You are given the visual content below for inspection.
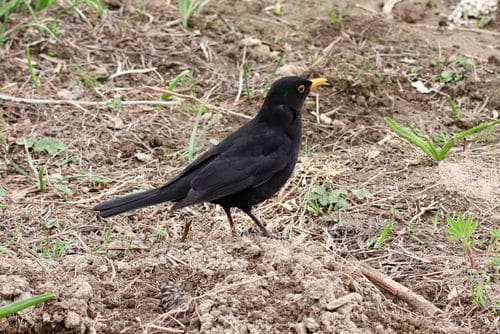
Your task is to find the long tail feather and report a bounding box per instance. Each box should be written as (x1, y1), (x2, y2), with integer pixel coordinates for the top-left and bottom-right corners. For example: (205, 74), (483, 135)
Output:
(95, 188), (170, 218)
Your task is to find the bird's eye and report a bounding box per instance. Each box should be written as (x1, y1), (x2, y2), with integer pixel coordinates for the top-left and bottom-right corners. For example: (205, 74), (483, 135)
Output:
(297, 85), (306, 94)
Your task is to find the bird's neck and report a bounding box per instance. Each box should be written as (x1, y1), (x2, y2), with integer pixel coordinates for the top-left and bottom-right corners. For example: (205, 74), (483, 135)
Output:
(256, 104), (302, 127)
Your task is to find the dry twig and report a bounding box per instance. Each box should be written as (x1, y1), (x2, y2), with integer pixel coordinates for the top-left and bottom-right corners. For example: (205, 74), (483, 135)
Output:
(0, 93), (180, 107)
(352, 258), (441, 316)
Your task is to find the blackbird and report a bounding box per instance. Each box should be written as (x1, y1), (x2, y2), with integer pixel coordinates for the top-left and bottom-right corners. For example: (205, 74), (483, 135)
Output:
(94, 76), (327, 239)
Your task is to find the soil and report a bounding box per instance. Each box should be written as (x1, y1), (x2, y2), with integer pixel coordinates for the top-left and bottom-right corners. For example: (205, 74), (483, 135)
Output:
(1, 0), (499, 333)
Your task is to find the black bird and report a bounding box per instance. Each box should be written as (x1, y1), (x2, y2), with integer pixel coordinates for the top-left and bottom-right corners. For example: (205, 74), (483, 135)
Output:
(94, 76), (327, 239)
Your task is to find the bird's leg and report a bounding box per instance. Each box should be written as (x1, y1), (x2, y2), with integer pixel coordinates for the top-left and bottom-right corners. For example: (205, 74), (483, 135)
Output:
(242, 209), (272, 237)
(223, 207), (237, 237)
(181, 220), (192, 242)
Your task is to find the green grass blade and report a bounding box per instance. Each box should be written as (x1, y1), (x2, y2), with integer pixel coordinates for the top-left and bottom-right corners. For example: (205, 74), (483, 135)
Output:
(243, 63), (252, 103)
(384, 117), (439, 160)
(447, 96), (461, 119)
(3, 147), (33, 181)
(83, 0), (105, 17)
(0, 0), (21, 18)
(374, 212), (395, 249)
(28, 22), (60, 41)
(439, 120), (500, 159)
(262, 53), (284, 93)
(273, 0), (281, 15)
(66, 173), (114, 184)
(0, 293), (55, 319)
(407, 123), (440, 157)
(24, 144), (38, 177)
(178, 0), (191, 28)
(25, 46), (40, 90)
(23, 143), (44, 191)
(1, 1), (60, 42)
(194, 0), (210, 15)
(37, 165), (45, 192)
(168, 70), (190, 91)
(162, 70), (190, 100)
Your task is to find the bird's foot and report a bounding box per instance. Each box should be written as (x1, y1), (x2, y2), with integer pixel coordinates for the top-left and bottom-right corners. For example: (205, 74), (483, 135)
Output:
(239, 226), (283, 240)
(259, 226), (285, 239)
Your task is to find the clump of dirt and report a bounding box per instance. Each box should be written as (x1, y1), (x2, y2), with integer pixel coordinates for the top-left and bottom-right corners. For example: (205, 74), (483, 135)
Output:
(438, 160), (500, 202)
(1, 239), (454, 333)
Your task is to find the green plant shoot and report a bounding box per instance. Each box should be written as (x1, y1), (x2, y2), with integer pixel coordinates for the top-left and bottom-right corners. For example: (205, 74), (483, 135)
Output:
(178, 0), (210, 29)
(161, 70), (191, 101)
(445, 213), (478, 269)
(447, 96), (461, 119)
(385, 117), (499, 161)
(374, 212), (396, 249)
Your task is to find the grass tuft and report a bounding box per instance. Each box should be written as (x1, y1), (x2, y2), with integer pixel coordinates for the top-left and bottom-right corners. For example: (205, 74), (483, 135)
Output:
(445, 213), (477, 269)
(385, 116), (499, 161)
(374, 212), (396, 249)
(177, 0), (210, 29)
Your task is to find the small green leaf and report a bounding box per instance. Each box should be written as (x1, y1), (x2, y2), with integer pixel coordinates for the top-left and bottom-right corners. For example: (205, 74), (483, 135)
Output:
(351, 189), (372, 200)
(490, 228), (500, 239)
(410, 67), (421, 74)
(16, 136), (36, 148)
(45, 220), (59, 229)
(431, 57), (442, 66)
(445, 213), (477, 246)
(319, 196), (329, 207)
(66, 173), (114, 185)
(0, 187), (6, 196)
(83, 174), (113, 184)
(31, 0), (56, 11)
(273, 1), (281, 15)
(488, 257), (500, 269)
(455, 54), (473, 68)
(441, 71), (453, 83)
(55, 155), (78, 167)
(53, 182), (73, 196)
(106, 96), (122, 111)
(311, 185), (326, 195)
(330, 189), (348, 198)
(333, 198), (348, 211)
(34, 137), (66, 156)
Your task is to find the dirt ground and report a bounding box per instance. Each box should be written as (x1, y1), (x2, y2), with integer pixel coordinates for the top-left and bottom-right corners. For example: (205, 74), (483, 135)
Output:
(1, 0), (499, 333)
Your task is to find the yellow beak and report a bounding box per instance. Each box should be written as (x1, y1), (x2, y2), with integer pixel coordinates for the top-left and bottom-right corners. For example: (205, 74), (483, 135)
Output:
(310, 78), (328, 89)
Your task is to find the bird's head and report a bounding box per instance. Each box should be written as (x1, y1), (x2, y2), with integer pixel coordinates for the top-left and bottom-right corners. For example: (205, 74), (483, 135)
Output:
(262, 76), (328, 113)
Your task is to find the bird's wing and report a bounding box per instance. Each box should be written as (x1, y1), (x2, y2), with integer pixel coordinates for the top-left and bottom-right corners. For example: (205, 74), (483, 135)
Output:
(174, 133), (291, 207)
(161, 139), (228, 188)
(161, 119), (260, 188)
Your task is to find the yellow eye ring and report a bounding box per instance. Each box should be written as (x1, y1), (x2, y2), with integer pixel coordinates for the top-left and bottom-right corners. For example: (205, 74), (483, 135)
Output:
(297, 85), (306, 93)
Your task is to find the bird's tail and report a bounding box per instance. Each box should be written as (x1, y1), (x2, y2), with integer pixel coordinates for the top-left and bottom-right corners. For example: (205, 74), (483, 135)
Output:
(94, 188), (174, 218)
